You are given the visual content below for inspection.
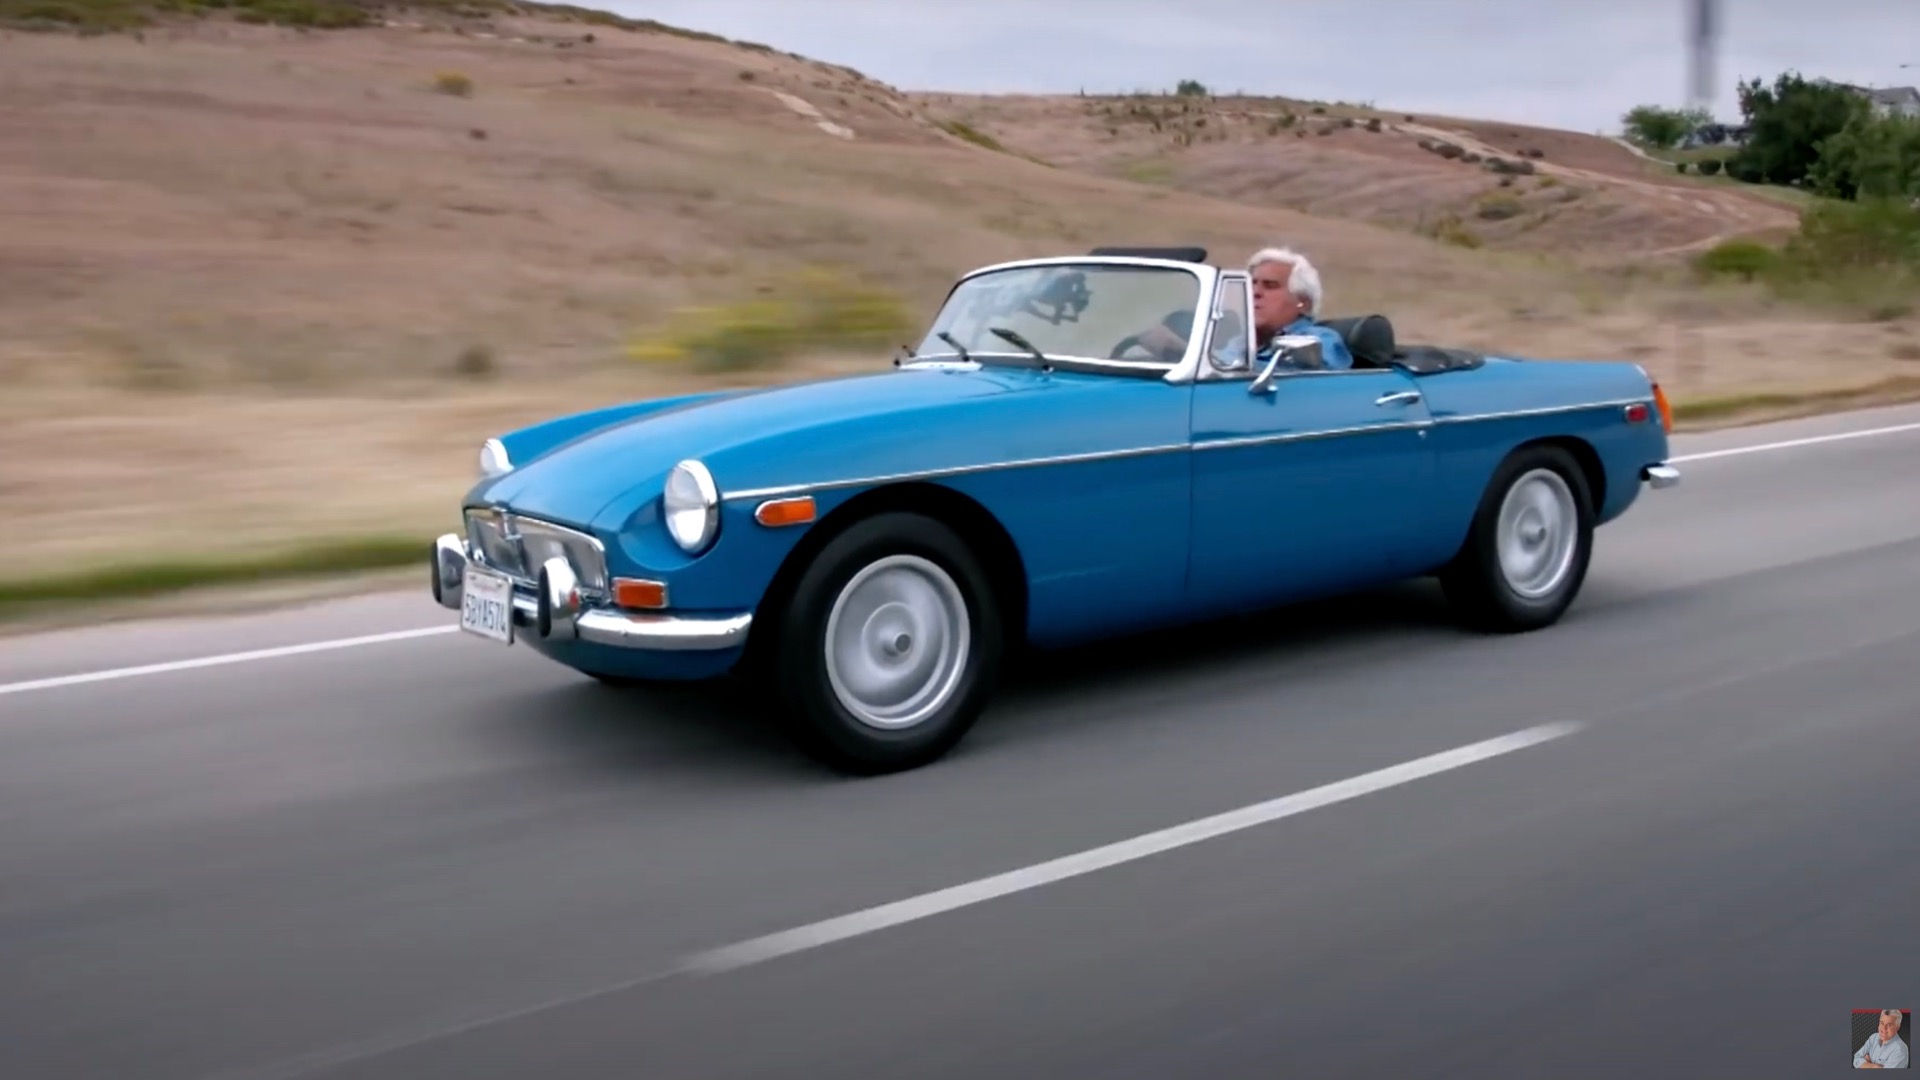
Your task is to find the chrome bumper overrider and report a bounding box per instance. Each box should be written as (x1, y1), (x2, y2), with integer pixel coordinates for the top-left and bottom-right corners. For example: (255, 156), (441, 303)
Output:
(1641, 463), (1681, 489)
(431, 532), (751, 651)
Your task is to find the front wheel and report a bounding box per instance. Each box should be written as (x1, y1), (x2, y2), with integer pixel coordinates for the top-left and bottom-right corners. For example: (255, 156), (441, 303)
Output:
(772, 512), (1004, 774)
(1440, 444), (1594, 633)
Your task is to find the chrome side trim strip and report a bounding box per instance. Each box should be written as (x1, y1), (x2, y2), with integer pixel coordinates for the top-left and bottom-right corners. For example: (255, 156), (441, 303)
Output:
(1192, 419), (1432, 451)
(1429, 398), (1652, 424)
(724, 442), (1193, 502)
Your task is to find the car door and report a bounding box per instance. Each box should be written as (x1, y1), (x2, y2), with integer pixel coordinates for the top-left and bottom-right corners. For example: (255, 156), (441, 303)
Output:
(1185, 272), (1440, 616)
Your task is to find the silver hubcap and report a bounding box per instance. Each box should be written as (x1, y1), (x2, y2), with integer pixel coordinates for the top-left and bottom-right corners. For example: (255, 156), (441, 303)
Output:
(1496, 468), (1578, 599)
(823, 554), (970, 730)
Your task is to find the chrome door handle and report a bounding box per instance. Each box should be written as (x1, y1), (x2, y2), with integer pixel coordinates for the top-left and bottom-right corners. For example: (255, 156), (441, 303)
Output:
(1375, 390), (1422, 407)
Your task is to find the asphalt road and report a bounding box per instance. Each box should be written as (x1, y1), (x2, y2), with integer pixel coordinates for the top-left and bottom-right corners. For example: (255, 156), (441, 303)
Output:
(5, 404), (1920, 1080)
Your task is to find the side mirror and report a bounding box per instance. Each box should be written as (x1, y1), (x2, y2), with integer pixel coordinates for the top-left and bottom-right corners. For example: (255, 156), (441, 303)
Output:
(1249, 335), (1324, 394)
(1249, 349), (1287, 395)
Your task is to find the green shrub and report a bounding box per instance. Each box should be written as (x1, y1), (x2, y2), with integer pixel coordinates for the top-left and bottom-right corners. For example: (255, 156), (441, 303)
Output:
(234, 0), (370, 26)
(1418, 212), (1481, 249)
(1788, 196), (1920, 272)
(1476, 193), (1525, 221)
(1698, 199), (1920, 316)
(628, 268), (916, 372)
(939, 120), (1004, 152)
(1697, 158), (1723, 176)
(1692, 238), (1781, 281)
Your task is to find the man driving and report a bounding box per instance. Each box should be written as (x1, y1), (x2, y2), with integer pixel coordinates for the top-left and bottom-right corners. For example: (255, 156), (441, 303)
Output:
(1133, 246), (1354, 371)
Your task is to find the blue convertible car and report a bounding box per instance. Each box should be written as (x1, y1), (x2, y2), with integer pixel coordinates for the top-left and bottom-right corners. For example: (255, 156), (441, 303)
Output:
(431, 248), (1679, 773)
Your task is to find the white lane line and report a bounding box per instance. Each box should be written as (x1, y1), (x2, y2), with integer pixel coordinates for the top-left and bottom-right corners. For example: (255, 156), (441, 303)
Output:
(679, 720), (1584, 976)
(1670, 420), (1920, 464)
(198, 721), (1583, 1080)
(0, 626), (458, 698)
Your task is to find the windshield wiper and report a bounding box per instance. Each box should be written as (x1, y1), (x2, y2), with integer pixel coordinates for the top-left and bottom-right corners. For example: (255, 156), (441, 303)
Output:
(988, 326), (1053, 371)
(936, 331), (971, 363)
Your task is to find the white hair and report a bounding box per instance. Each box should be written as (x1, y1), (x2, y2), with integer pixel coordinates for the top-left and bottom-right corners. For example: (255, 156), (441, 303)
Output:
(1246, 246), (1323, 317)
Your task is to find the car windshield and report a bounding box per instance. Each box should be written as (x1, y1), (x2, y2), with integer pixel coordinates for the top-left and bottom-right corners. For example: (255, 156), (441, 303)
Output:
(911, 262), (1204, 368)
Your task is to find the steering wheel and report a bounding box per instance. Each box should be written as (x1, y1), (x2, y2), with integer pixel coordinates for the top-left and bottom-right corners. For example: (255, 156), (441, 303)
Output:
(1110, 308), (1196, 362)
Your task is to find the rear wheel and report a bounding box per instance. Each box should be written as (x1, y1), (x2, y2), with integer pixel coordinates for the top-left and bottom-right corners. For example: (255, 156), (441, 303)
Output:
(772, 512), (1004, 774)
(1440, 444), (1594, 633)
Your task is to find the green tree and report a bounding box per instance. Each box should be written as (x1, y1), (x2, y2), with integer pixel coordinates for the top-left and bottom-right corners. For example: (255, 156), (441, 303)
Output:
(1174, 79), (1208, 97)
(1621, 104), (1711, 149)
(1728, 71), (1869, 186)
(1807, 110), (1920, 200)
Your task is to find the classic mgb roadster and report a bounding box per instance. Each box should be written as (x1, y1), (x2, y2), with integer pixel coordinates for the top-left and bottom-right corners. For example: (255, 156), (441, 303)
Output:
(431, 248), (1680, 773)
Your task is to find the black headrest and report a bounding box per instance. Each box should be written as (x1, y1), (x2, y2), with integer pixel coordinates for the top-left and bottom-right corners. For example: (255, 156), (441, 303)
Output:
(1318, 314), (1396, 368)
(1088, 246), (1209, 264)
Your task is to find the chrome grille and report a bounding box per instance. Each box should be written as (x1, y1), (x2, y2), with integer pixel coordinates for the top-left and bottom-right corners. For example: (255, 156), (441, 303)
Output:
(464, 508), (610, 594)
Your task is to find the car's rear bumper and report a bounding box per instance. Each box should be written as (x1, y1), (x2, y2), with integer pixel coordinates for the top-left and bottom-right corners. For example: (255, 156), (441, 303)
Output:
(1641, 462), (1681, 489)
(430, 532), (752, 652)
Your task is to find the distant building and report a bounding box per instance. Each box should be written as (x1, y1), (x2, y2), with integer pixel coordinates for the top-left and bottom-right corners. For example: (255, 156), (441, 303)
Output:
(1831, 82), (1920, 118)
(1865, 86), (1920, 118)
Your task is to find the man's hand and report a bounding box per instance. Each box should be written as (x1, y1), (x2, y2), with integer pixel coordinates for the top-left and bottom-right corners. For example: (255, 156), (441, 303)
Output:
(1137, 324), (1184, 354)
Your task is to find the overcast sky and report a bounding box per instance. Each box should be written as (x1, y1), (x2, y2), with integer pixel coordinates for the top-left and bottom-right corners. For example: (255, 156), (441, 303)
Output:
(606, 0), (1916, 133)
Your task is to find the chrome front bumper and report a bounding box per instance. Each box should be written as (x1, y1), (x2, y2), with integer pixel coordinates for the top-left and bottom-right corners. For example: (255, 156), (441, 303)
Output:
(1641, 463), (1681, 489)
(431, 533), (751, 652)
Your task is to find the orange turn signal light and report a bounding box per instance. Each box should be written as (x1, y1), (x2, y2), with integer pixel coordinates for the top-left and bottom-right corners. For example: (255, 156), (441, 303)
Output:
(612, 577), (667, 610)
(755, 496), (816, 527)
(1651, 381), (1673, 433)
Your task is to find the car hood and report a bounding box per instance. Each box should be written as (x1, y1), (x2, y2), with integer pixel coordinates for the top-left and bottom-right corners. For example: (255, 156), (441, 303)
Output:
(471, 364), (1070, 528)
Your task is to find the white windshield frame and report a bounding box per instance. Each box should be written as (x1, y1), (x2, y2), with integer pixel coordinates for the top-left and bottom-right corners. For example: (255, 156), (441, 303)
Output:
(902, 255), (1223, 383)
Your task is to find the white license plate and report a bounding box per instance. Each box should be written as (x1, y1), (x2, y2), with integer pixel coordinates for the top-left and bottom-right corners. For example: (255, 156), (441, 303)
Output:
(459, 563), (515, 645)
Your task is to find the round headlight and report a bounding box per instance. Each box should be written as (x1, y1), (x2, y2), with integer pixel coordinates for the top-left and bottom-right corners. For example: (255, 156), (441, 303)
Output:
(663, 459), (720, 554)
(478, 438), (512, 479)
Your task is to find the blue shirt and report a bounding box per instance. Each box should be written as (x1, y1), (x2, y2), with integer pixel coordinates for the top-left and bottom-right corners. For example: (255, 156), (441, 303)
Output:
(1855, 1033), (1909, 1068)
(1212, 316), (1354, 371)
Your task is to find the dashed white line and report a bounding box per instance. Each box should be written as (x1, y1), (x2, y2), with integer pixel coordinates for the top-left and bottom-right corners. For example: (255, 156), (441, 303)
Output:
(0, 626), (458, 698)
(1669, 419), (1920, 464)
(679, 720), (1584, 975)
(200, 720), (1582, 1079)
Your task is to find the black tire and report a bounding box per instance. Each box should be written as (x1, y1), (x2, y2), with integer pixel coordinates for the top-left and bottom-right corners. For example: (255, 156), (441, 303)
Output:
(1439, 443), (1594, 633)
(770, 511), (1005, 775)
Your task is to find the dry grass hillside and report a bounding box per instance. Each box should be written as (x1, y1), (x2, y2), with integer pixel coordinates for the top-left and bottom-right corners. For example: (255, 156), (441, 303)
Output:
(920, 92), (1801, 259)
(2, 3), (1918, 602)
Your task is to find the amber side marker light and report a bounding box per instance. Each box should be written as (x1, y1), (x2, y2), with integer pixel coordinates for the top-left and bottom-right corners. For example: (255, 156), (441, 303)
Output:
(755, 496), (817, 527)
(1652, 381), (1673, 433)
(613, 578), (667, 610)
